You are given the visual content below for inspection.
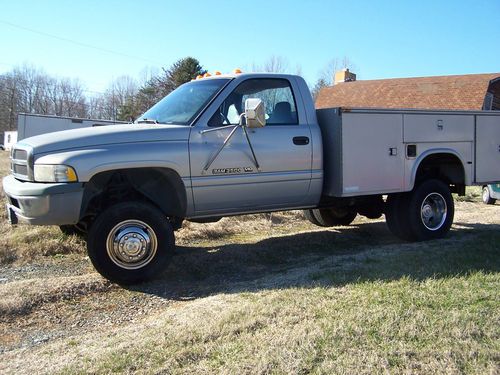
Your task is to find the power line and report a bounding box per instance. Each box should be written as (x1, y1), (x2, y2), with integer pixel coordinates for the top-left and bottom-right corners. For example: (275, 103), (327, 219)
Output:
(0, 19), (164, 66)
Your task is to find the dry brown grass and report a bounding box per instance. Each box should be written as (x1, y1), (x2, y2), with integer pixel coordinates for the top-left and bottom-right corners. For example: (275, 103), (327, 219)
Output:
(177, 211), (307, 243)
(0, 274), (112, 316)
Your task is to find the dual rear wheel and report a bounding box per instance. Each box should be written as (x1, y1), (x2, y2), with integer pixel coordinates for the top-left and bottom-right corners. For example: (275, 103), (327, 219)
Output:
(385, 179), (454, 241)
(304, 207), (357, 227)
(304, 179), (455, 242)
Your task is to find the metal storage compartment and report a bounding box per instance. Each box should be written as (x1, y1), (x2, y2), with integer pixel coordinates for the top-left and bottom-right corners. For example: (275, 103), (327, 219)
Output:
(317, 108), (404, 197)
(475, 113), (500, 183)
(403, 113), (474, 142)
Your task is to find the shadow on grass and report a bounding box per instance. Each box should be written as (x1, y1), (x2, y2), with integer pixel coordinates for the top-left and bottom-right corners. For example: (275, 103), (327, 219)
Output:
(130, 221), (500, 299)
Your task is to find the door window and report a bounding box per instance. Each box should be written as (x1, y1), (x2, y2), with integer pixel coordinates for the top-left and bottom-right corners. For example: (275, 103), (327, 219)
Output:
(209, 79), (298, 126)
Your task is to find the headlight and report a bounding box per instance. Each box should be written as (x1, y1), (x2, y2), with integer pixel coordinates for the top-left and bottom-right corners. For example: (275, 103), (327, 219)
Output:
(34, 164), (78, 182)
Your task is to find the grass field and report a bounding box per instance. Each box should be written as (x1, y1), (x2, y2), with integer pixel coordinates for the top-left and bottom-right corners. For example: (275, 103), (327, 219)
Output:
(0, 151), (499, 374)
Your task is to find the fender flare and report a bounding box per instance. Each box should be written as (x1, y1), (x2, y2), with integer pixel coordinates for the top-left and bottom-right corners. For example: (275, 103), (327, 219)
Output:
(409, 148), (467, 190)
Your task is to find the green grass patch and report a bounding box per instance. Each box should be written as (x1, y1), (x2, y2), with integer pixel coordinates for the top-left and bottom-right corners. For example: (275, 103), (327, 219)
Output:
(310, 231), (500, 285)
(57, 231), (499, 375)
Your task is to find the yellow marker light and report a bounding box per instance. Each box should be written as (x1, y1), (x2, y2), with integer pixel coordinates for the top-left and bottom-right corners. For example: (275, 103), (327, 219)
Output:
(203, 72), (211, 78)
(65, 166), (78, 182)
(233, 68), (242, 74)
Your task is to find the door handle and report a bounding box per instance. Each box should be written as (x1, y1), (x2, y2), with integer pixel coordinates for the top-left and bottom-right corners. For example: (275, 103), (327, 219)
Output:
(293, 136), (309, 145)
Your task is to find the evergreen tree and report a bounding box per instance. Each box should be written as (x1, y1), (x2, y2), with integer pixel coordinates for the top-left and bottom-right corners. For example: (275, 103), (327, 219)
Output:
(133, 57), (206, 117)
(157, 57), (206, 95)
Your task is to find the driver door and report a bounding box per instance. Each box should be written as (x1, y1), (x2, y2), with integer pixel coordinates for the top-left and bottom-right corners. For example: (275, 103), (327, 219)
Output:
(189, 78), (313, 215)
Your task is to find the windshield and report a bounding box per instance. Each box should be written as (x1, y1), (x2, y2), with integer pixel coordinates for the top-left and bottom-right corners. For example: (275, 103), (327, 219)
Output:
(136, 78), (230, 125)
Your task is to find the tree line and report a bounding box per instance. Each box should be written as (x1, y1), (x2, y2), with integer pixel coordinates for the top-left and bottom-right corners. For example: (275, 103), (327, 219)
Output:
(0, 57), (205, 132)
(0, 56), (354, 133)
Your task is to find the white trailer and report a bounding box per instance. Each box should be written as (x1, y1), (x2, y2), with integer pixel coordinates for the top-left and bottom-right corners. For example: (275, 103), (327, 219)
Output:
(17, 113), (127, 141)
(3, 131), (18, 151)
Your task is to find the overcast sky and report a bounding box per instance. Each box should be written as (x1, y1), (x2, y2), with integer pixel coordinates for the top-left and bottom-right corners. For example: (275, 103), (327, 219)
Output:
(0, 0), (499, 93)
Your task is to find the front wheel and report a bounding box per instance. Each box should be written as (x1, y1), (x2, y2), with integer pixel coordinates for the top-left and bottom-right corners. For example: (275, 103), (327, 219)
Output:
(87, 202), (174, 284)
(482, 186), (496, 205)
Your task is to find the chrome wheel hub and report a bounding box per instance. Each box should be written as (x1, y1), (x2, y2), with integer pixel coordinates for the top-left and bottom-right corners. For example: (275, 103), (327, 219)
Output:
(483, 188), (489, 202)
(106, 220), (157, 270)
(420, 193), (447, 231)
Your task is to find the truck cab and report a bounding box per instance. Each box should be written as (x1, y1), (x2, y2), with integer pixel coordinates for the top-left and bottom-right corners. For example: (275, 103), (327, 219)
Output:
(182, 74), (322, 216)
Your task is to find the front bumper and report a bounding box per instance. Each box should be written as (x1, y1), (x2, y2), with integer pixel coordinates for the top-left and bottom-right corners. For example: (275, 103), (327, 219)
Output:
(3, 175), (84, 225)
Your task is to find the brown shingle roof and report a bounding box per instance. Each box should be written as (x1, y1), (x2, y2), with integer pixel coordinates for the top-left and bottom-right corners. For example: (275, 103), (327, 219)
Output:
(316, 73), (500, 111)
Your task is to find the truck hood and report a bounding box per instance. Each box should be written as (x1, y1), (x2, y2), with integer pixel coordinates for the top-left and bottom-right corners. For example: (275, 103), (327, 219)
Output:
(17, 124), (191, 155)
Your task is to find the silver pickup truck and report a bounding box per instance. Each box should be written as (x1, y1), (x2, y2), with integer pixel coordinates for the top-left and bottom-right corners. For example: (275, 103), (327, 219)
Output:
(4, 73), (500, 283)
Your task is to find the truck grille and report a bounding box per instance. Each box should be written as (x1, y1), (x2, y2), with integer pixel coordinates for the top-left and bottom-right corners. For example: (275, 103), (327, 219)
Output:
(13, 149), (27, 160)
(10, 145), (33, 181)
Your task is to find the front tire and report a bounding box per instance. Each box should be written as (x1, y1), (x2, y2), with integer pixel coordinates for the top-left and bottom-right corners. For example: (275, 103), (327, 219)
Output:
(482, 186), (496, 205)
(87, 202), (174, 284)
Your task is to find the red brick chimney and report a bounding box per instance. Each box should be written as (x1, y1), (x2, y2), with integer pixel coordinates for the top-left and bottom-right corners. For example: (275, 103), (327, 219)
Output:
(334, 69), (356, 85)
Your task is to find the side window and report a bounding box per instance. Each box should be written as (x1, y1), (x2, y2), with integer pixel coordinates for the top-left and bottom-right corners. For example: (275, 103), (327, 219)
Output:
(208, 79), (298, 127)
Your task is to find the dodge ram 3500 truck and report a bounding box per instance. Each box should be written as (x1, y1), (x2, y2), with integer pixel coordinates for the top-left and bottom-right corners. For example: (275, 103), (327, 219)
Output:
(4, 73), (500, 284)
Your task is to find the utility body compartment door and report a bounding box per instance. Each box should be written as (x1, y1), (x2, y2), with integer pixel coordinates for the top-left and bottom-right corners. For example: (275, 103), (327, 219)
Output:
(403, 114), (474, 142)
(317, 109), (404, 197)
(340, 113), (404, 195)
(475, 114), (500, 183)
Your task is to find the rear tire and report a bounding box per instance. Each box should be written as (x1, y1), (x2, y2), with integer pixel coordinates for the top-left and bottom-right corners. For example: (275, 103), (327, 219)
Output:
(385, 194), (413, 241)
(87, 201), (174, 285)
(311, 208), (357, 227)
(59, 224), (87, 238)
(482, 186), (496, 205)
(407, 179), (454, 241)
(303, 209), (322, 226)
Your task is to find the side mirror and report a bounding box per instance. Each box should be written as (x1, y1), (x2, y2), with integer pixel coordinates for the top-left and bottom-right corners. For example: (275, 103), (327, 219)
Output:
(244, 98), (266, 128)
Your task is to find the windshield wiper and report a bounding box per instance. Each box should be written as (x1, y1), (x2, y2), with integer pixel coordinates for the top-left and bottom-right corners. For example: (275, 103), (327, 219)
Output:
(136, 118), (158, 124)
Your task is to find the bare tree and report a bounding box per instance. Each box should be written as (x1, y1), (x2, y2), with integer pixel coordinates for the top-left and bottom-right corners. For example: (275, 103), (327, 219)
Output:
(0, 64), (91, 132)
(318, 57), (358, 86)
(252, 55), (290, 73)
(311, 56), (358, 101)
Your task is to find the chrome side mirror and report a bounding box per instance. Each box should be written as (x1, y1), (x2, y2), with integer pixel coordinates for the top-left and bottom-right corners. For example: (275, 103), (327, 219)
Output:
(244, 98), (266, 128)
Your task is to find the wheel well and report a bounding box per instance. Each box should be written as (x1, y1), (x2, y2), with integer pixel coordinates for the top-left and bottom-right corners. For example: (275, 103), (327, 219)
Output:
(80, 168), (187, 222)
(415, 153), (466, 194)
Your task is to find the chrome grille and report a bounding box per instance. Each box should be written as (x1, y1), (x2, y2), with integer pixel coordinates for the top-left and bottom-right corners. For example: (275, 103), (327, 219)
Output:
(13, 164), (28, 176)
(13, 149), (27, 160)
(10, 145), (33, 181)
